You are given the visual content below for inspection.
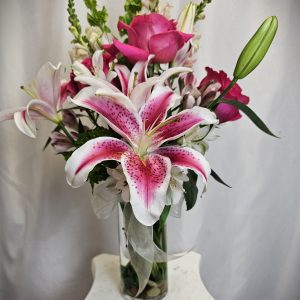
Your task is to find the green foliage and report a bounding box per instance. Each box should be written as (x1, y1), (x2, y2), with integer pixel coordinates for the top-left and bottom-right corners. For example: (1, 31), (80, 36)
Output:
(183, 170), (198, 210)
(158, 205), (171, 233)
(195, 0), (212, 22)
(67, 0), (83, 44)
(211, 169), (231, 188)
(83, 0), (111, 33)
(233, 16), (278, 79)
(119, 0), (143, 27)
(220, 99), (278, 138)
(74, 126), (119, 147)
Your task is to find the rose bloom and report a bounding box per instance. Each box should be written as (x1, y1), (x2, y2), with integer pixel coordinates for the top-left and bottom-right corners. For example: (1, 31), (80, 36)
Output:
(199, 67), (250, 123)
(113, 13), (193, 63)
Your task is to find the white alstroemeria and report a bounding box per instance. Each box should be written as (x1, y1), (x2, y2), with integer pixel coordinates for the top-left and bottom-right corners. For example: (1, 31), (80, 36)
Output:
(73, 50), (117, 88)
(69, 43), (90, 62)
(65, 82), (218, 226)
(75, 53), (192, 110)
(107, 165), (130, 203)
(166, 167), (189, 205)
(177, 2), (197, 34)
(180, 125), (219, 154)
(0, 63), (64, 138)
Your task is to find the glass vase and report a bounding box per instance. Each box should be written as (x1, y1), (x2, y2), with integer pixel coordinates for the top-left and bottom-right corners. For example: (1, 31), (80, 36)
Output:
(118, 204), (168, 300)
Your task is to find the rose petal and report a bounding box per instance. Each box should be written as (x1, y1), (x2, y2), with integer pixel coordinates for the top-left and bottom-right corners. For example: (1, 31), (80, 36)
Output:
(149, 31), (185, 63)
(113, 39), (149, 63)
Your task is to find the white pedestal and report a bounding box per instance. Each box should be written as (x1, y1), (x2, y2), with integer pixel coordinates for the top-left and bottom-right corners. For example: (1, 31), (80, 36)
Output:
(85, 252), (214, 300)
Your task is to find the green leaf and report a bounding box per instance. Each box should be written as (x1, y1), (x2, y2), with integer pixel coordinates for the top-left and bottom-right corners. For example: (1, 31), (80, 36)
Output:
(219, 99), (279, 138)
(67, 0), (83, 43)
(43, 124), (61, 151)
(183, 170), (198, 211)
(119, 0), (142, 28)
(83, 0), (111, 33)
(211, 169), (231, 188)
(234, 16), (278, 79)
(195, 0), (212, 23)
(158, 205), (171, 232)
(74, 126), (120, 147)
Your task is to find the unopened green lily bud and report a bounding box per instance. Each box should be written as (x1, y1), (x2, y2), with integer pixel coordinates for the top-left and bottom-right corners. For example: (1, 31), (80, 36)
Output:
(177, 2), (197, 34)
(234, 16), (278, 79)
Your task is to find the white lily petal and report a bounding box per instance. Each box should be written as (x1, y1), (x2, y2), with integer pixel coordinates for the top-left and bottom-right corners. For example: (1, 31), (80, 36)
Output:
(0, 107), (25, 122)
(72, 61), (92, 76)
(36, 62), (62, 109)
(75, 75), (119, 92)
(14, 110), (37, 138)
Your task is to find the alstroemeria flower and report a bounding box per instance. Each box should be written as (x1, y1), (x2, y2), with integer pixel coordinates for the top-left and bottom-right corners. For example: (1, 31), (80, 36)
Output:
(65, 85), (218, 226)
(199, 67), (250, 123)
(0, 62), (63, 138)
(61, 50), (117, 103)
(75, 53), (192, 111)
(114, 13), (193, 63)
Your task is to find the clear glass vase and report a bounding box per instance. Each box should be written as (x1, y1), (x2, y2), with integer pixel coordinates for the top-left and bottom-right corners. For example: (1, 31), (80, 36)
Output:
(118, 204), (168, 300)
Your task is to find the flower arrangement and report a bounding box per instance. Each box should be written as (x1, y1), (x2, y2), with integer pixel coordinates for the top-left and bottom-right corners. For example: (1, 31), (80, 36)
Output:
(0, 0), (278, 298)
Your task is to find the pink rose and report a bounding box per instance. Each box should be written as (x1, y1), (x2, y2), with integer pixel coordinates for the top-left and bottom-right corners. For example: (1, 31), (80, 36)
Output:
(199, 67), (250, 123)
(113, 13), (193, 63)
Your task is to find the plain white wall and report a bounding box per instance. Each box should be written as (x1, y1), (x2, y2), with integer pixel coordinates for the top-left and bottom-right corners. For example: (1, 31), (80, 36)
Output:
(0, 0), (299, 299)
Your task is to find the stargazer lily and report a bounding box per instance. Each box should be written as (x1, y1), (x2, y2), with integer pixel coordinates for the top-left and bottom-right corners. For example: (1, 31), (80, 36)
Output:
(65, 84), (218, 226)
(0, 62), (63, 138)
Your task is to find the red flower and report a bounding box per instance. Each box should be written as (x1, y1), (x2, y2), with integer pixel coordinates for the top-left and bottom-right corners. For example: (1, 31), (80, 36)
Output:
(199, 67), (250, 123)
(113, 13), (193, 63)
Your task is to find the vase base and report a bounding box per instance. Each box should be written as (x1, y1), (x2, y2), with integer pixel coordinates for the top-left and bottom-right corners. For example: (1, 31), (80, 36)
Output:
(121, 290), (167, 300)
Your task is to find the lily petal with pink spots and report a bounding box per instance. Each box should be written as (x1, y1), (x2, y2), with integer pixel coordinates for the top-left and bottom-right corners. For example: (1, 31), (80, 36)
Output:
(150, 106), (218, 149)
(139, 85), (178, 131)
(154, 146), (211, 183)
(72, 87), (142, 146)
(65, 137), (131, 188)
(121, 151), (171, 226)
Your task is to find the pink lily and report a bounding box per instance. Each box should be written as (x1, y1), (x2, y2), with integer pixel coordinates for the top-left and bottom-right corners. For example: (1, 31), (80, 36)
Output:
(65, 85), (218, 226)
(0, 62), (63, 138)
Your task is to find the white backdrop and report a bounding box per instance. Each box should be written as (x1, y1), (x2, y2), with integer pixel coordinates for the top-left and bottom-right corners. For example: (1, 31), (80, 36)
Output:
(0, 0), (299, 299)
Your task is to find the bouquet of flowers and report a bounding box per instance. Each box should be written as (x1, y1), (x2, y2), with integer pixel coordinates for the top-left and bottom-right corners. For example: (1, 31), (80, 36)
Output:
(0, 0), (278, 298)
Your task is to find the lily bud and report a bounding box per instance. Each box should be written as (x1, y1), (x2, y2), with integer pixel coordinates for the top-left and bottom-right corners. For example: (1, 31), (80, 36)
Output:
(177, 2), (197, 34)
(234, 16), (278, 79)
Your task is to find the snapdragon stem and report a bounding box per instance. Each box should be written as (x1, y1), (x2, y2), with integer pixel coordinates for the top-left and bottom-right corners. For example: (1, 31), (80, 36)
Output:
(207, 78), (238, 110)
(58, 122), (75, 144)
